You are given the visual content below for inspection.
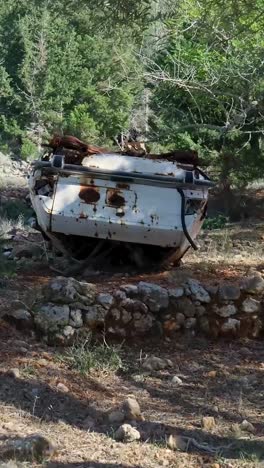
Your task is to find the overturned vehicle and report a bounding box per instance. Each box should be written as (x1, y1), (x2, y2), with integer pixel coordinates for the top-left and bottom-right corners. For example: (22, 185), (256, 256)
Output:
(28, 135), (214, 270)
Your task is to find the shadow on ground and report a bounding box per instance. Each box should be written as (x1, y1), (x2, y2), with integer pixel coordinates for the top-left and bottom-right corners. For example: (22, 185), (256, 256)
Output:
(1, 371), (264, 462)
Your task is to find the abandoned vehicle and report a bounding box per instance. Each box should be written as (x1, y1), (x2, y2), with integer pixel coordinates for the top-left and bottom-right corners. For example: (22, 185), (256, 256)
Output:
(28, 135), (214, 269)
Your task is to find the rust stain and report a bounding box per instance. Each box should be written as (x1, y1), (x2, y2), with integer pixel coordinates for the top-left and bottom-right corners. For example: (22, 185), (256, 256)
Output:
(116, 182), (130, 190)
(79, 185), (100, 204)
(79, 212), (88, 219)
(106, 189), (125, 208)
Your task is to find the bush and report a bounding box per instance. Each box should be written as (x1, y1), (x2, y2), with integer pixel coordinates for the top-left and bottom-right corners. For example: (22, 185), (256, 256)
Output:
(203, 214), (228, 230)
(20, 138), (38, 161)
(0, 200), (34, 221)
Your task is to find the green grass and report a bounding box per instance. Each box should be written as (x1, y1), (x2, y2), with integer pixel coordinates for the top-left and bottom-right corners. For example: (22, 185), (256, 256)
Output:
(58, 338), (124, 375)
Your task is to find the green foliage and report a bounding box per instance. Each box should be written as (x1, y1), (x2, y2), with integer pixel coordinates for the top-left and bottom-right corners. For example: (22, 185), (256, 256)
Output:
(0, 200), (34, 221)
(203, 215), (228, 230)
(0, 0), (263, 209)
(20, 138), (38, 160)
(59, 338), (124, 375)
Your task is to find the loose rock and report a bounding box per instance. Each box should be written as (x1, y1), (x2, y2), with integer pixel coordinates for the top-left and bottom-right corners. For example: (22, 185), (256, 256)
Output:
(201, 416), (216, 431)
(142, 356), (173, 371)
(57, 382), (69, 393)
(0, 434), (55, 462)
(240, 419), (256, 433)
(171, 376), (183, 385)
(122, 397), (144, 421)
(114, 424), (141, 442)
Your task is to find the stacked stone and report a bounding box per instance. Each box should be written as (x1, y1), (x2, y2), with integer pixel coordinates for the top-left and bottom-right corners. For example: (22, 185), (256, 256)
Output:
(5, 273), (264, 344)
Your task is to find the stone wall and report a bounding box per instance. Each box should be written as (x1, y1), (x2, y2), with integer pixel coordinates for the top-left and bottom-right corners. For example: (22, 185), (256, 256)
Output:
(5, 273), (264, 345)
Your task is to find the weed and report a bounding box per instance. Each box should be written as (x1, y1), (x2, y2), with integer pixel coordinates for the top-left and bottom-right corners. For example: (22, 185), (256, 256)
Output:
(58, 338), (124, 375)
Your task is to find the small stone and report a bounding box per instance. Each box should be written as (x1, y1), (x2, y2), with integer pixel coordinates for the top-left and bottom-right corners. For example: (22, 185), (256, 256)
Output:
(196, 306), (206, 317)
(240, 419), (256, 433)
(97, 293), (114, 309)
(69, 309), (83, 327)
(201, 416), (216, 431)
(138, 282), (169, 313)
(63, 325), (75, 338)
(215, 304), (237, 318)
(57, 382), (69, 393)
(120, 284), (139, 297)
(218, 284), (240, 302)
(84, 305), (107, 326)
(175, 312), (185, 325)
(168, 287), (184, 300)
(186, 279), (211, 303)
(221, 318), (240, 334)
(108, 410), (125, 424)
(142, 356), (172, 371)
(184, 317), (197, 329)
(8, 368), (20, 378)
(199, 316), (210, 333)
(241, 297), (260, 314)
(114, 424), (141, 442)
(113, 290), (127, 301)
(167, 434), (186, 451)
(176, 296), (196, 317)
(122, 397), (144, 421)
(207, 370), (217, 378)
(241, 273), (264, 294)
(171, 376), (183, 385)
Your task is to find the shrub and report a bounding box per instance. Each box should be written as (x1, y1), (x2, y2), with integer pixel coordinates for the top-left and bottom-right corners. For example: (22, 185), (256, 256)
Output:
(203, 214), (228, 230)
(20, 138), (38, 161)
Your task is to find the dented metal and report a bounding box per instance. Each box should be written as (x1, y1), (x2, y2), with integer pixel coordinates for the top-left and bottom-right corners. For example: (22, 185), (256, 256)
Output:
(29, 151), (214, 267)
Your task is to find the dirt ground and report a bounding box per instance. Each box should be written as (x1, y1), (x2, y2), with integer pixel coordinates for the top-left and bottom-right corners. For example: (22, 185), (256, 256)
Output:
(1, 181), (264, 467)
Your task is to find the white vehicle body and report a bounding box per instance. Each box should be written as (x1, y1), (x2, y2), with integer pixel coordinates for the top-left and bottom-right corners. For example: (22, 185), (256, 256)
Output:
(29, 153), (213, 266)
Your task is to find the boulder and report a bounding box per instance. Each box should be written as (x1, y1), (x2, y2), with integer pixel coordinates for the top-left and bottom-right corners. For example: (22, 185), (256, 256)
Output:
(142, 356), (173, 371)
